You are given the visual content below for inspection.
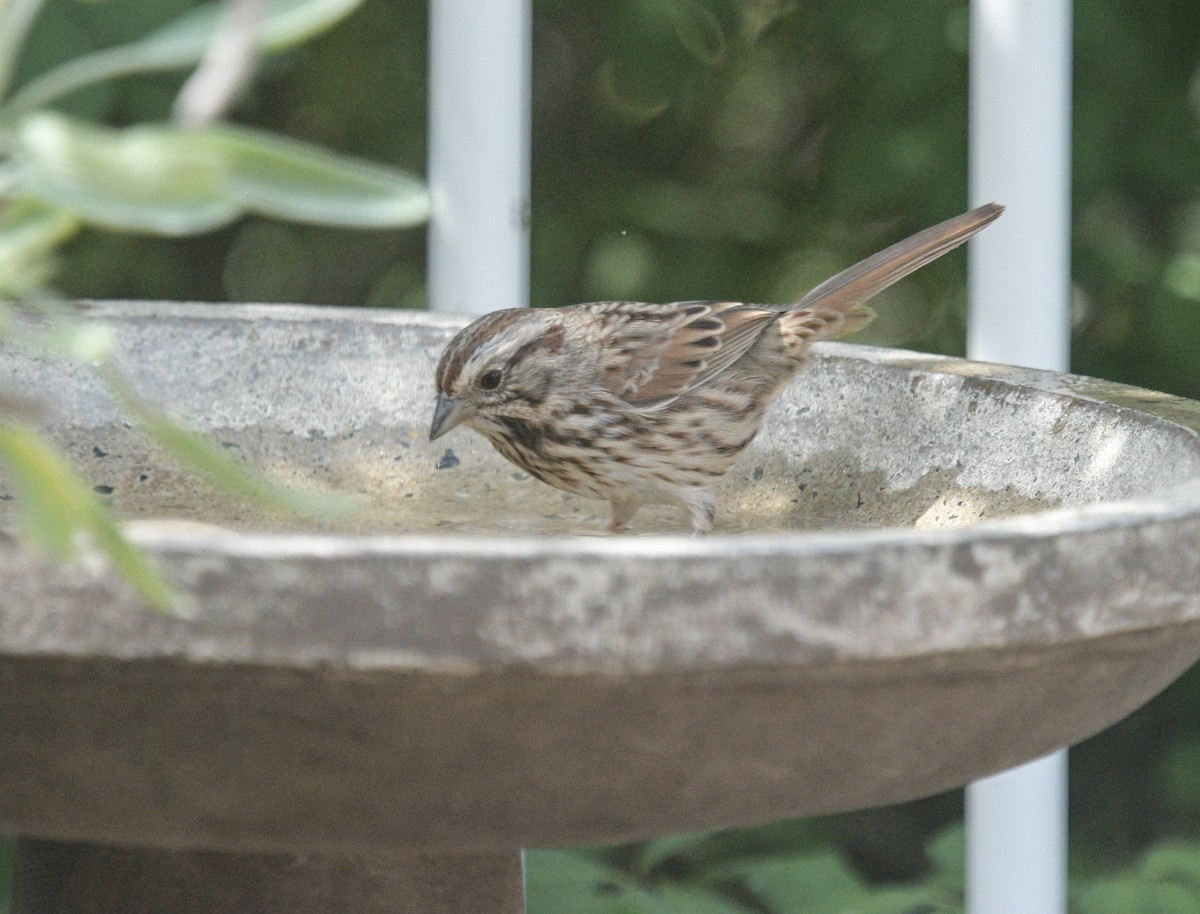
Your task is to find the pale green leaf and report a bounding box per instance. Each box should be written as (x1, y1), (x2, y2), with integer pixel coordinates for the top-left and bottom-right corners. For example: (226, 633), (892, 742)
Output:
(0, 199), (80, 256)
(0, 200), (80, 295)
(0, 424), (81, 555)
(41, 320), (117, 363)
(101, 366), (358, 519)
(142, 0), (365, 63)
(13, 112), (237, 234)
(4, 0), (364, 116)
(85, 499), (179, 612)
(208, 125), (430, 227)
(0, 0), (49, 102)
(11, 113), (429, 234)
(0, 424), (176, 611)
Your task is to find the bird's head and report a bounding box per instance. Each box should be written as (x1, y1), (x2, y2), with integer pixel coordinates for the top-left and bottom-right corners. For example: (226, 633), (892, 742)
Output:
(430, 309), (567, 440)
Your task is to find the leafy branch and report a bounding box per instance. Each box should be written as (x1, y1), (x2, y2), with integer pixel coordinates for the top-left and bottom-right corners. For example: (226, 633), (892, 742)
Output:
(0, 0), (430, 610)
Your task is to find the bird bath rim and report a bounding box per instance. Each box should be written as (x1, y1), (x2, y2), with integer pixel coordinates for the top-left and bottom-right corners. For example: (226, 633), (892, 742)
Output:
(1, 300), (1198, 675)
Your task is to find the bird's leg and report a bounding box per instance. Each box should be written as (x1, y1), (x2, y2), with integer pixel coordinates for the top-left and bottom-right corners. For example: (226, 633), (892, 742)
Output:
(682, 489), (716, 536)
(608, 496), (639, 533)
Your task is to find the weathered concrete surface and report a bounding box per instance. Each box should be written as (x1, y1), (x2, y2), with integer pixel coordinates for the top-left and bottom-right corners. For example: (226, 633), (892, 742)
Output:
(0, 301), (1198, 859)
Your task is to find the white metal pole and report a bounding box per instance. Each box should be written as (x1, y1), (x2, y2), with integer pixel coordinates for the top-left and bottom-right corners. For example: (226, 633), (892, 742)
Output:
(966, 0), (1072, 912)
(967, 0), (1072, 368)
(428, 0), (531, 315)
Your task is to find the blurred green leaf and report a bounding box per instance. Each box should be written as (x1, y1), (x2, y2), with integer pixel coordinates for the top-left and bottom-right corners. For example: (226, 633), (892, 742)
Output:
(1154, 737), (1200, 815)
(11, 112), (429, 235)
(0, 288), (119, 363)
(4, 0), (365, 116)
(924, 824), (966, 895)
(137, 0), (365, 62)
(1164, 254), (1200, 301)
(1140, 842), (1200, 893)
(720, 852), (866, 914)
(526, 850), (668, 914)
(739, 0), (797, 42)
(659, 885), (754, 914)
(665, 0), (726, 65)
(100, 366), (357, 519)
(1076, 875), (1200, 914)
(527, 849), (630, 888)
(12, 112), (237, 234)
(207, 124), (430, 227)
(0, 314), (353, 617)
(0, 0), (48, 102)
(596, 59), (672, 124)
(41, 319), (117, 363)
(0, 423), (176, 611)
(0, 199), (80, 295)
(0, 424), (77, 556)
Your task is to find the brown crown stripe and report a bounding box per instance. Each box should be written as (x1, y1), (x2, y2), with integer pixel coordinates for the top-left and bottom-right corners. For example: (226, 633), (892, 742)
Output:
(436, 309), (527, 392)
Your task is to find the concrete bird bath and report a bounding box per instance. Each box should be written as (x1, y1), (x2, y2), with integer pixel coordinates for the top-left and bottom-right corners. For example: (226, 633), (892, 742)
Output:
(3, 301), (1200, 913)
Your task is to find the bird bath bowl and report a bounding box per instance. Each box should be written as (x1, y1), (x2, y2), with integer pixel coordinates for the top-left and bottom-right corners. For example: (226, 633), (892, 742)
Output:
(3, 301), (1200, 913)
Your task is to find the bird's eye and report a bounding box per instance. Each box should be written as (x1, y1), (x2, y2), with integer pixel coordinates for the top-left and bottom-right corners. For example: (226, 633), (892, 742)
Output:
(479, 369), (503, 390)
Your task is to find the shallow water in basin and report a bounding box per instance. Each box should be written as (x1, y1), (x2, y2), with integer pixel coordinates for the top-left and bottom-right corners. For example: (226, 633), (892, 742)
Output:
(0, 421), (1059, 538)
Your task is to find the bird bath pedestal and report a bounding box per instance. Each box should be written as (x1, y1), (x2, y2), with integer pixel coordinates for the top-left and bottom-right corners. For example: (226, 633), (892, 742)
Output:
(3, 302), (1200, 913)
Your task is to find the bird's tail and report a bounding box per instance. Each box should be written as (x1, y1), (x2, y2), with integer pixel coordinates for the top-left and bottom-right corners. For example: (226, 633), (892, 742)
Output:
(780, 202), (1004, 345)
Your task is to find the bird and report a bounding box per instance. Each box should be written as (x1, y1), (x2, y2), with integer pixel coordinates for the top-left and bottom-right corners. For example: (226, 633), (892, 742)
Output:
(430, 203), (1003, 534)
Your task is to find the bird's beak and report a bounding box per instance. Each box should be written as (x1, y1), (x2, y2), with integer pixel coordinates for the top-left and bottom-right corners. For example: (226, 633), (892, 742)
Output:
(429, 393), (469, 441)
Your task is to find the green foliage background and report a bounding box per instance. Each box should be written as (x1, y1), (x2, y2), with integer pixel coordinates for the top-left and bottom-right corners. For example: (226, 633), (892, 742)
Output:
(3, 0), (1200, 911)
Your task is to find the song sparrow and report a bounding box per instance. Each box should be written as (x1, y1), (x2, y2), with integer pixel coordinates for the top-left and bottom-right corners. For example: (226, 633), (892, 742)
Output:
(431, 203), (1003, 534)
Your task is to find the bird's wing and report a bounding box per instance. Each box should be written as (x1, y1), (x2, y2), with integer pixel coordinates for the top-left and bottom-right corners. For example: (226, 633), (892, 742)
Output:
(594, 300), (777, 410)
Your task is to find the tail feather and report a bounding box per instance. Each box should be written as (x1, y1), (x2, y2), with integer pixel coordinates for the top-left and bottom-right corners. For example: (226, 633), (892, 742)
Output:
(783, 202), (1004, 344)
